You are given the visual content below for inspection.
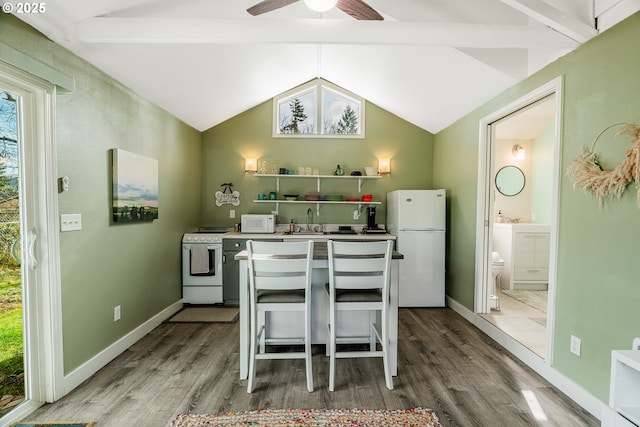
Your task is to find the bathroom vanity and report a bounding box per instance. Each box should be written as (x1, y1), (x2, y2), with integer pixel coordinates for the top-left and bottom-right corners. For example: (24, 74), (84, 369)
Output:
(493, 223), (550, 290)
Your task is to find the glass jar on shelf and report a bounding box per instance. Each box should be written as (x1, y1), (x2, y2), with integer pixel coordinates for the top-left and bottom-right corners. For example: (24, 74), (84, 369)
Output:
(258, 160), (267, 174)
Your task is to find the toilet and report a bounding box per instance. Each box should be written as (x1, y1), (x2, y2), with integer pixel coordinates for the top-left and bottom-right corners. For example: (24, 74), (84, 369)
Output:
(491, 251), (505, 310)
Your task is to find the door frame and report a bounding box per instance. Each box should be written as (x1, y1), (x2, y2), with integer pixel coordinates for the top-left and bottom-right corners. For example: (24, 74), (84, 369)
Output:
(474, 76), (563, 362)
(0, 60), (63, 421)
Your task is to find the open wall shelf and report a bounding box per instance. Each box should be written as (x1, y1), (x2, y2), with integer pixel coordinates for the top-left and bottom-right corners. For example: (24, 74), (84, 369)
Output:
(254, 173), (381, 192)
(252, 173), (383, 215)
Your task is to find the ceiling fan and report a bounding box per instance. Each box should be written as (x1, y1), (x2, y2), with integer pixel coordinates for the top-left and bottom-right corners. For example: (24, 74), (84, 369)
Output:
(247, 0), (384, 20)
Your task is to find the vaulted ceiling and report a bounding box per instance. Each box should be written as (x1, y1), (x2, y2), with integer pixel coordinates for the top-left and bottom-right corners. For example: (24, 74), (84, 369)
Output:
(12, 1), (637, 135)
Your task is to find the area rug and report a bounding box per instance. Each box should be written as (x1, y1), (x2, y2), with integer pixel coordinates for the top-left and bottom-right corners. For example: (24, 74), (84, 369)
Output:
(10, 422), (94, 427)
(169, 408), (441, 426)
(501, 289), (547, 314)
(167, 306), (238, 323)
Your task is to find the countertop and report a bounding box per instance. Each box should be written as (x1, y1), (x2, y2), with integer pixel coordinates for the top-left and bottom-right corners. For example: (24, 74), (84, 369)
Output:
(493, 223), (550, 232)
(234, 244), (403, 260)
(222, 231), (397, 240)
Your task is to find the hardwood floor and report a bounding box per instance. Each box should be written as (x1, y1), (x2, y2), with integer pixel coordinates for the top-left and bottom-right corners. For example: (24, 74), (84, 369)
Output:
(24, 308), (598, 426)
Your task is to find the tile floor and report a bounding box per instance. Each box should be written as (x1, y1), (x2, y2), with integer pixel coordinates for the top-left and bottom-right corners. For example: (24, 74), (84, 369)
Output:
(480, 292), (547, 357)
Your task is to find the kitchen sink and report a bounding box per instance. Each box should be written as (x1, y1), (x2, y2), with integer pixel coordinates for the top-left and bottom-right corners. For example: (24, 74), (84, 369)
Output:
(282, 231), (326, 235)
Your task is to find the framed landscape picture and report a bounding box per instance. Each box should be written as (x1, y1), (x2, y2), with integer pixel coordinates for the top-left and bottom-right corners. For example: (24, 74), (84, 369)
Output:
(112, 149), (159, 223)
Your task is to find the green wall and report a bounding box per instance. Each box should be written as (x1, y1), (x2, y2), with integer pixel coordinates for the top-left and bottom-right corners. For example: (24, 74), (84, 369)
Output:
(0, 15), (202, 373)
(201, 95), (434, 228)
(434, 11), (640, 402)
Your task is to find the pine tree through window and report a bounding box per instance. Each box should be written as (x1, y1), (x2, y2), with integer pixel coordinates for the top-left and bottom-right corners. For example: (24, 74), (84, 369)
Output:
(274, 79), (364, 138)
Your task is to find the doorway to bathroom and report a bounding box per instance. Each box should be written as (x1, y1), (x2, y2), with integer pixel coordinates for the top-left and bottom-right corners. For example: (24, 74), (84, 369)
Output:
(474, 78), (563, 361)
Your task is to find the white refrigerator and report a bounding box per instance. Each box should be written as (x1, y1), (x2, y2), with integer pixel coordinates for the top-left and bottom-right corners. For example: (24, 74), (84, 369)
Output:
(387, 190), (446, 307)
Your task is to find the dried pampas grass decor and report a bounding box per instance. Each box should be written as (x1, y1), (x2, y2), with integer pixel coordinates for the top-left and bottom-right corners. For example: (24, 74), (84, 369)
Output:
(567, 122), (640, 209)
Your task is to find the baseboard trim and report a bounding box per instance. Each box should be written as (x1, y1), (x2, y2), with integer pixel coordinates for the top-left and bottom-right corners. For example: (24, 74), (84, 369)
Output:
(62, 300), (183, 395)
(446, 296), (606, 421)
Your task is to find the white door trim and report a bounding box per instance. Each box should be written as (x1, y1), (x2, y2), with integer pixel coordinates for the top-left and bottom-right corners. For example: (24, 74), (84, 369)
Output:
(0, 60), (63, 421)
(474, 76), (563, 363)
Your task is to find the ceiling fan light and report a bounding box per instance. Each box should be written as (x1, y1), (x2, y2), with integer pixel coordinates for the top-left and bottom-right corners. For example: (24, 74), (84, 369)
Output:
(303, 0), (338, 12)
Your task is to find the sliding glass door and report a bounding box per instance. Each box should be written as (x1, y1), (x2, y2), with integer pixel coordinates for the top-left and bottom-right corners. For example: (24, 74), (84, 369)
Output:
(0, 61), (63, 424)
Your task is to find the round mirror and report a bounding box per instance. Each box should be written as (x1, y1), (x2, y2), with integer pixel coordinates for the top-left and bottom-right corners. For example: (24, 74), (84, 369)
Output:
(495, 165), (525, 196)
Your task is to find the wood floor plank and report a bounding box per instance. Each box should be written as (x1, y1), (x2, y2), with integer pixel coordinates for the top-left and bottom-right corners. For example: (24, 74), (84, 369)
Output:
(23, 308), (599, 426)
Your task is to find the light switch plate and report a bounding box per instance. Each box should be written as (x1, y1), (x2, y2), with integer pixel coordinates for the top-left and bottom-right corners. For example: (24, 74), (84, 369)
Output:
(60, 214), (82, 232)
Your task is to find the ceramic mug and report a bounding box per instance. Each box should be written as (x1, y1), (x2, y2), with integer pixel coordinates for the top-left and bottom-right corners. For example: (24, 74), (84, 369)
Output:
(269, 191), (277, 200)
(258, 193), (266, 200)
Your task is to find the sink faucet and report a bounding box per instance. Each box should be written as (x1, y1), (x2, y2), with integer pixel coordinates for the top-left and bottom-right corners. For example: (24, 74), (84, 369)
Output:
(306, 208), (313, 231)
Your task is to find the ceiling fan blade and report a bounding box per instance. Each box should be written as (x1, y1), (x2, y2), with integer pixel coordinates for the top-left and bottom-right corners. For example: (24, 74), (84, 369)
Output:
(336, 0), (383, 20)
(247, 0), (300, 16)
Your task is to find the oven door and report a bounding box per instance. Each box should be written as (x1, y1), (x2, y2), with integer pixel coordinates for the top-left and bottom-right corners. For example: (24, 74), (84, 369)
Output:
(182, 243), (223, 286)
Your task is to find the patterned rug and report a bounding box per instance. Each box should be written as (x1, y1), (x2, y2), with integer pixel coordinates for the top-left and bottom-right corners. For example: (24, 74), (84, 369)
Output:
(10, 422), (94, 427)
(501, 290), (547, 314)
(169, 408), (441, 426)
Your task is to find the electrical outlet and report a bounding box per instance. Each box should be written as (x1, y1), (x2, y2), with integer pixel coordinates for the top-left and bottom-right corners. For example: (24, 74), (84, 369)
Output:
(229, 210), (235, 219)
(353, 209), (360, 220)
(570, 335), (581, 356)
(114, 305), (121, 322)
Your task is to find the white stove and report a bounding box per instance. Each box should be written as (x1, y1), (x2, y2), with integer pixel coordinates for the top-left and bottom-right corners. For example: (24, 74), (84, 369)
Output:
(181, 233), (224, 304)
(182, 233), (223, 244)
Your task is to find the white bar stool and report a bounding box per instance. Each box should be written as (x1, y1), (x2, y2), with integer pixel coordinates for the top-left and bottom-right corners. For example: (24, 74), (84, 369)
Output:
(246, 240), (314, 393)
(326, 240), (394, 391)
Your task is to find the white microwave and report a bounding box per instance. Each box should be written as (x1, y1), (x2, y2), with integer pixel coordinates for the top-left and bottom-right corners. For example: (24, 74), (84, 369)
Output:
(241, 214), (276, 233)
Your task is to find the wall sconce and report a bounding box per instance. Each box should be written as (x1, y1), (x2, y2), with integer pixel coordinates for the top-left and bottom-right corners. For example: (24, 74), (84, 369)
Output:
(378, 158), (391, 174)
(244, 158), (257, 172)
(512, 145), (525, 160)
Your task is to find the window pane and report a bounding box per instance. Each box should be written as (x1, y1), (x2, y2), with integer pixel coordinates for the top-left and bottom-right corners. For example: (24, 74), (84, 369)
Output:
(273, 79), (364, 138)
(321, 86), (361, 135)
(277, 89), (316, 135)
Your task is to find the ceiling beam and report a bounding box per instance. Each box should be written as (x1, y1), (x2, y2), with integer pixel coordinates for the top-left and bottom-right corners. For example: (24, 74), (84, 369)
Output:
(54, 17), (579, 49)
(499, 0), (598, 43)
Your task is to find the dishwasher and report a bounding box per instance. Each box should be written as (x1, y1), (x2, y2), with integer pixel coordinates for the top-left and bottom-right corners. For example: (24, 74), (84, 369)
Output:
(222, 239), (244, 306)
